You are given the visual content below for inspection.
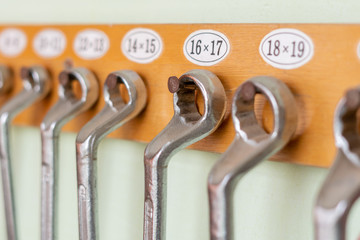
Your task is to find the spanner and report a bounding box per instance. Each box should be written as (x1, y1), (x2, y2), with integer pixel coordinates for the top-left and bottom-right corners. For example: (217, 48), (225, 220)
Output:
(143, 69), (227, 240)
(314, 87), (360, 240)
(0, 66), (51, 240)
(41, 67), (99, 240)
(207, 76), (298, 240)
(76, 70), (147, 240)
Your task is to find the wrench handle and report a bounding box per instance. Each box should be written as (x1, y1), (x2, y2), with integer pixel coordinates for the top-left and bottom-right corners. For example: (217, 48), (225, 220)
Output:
(41, 131), (60, 240)
(77, 143), (98, 240)
(144, 158), (168, 240)
(0, 117), (16, 240)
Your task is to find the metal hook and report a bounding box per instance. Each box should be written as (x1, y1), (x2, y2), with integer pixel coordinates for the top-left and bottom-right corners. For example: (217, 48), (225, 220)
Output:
(0, 66), (13, 95)
(143, 69), (227, 240)
(0, 66), (51, 240)
(40, 67), (99, 240)
(207, 76), (298, 240)
(314, 88), (360, 240)
(76, 70), (147, 240)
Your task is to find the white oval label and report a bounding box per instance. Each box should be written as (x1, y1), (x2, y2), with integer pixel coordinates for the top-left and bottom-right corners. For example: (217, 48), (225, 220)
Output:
(73, 29), (109, 60)
(183, 30), (230, 66)
(121, 28), (163, 64)
(0, 28), (27, 57)
(259, 28), (314, 69)
(33, 29), (66, 58)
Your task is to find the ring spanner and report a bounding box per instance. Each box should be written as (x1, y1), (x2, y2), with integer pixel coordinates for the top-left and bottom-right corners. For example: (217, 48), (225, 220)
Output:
(41, 67), (99, 240)
(76, 70), (147, 240)
(314, 87), (360, 240)
(208, 76), (298, 240)
(143, 69), (227, 240)
(0, 66), (51, 240)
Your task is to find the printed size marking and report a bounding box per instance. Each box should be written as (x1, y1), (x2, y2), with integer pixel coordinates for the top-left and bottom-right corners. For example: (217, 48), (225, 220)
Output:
(0, 28), (27, 57)
(73, 29), (109, 60)
(183, 30), (230, 66)
(259, 28), (314, 70)
(33, 29), (66, 58)
(121, 28), (163, 64)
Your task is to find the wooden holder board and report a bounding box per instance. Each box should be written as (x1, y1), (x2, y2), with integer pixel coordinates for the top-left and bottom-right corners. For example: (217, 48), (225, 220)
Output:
(0, 24), (359, 168)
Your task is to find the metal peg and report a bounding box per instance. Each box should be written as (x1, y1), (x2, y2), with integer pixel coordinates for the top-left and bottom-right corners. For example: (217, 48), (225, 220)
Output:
(40, 67), (99, 240)
(143, 69), (227, 240)
(76, 70), (147, 240)
(0, 65), (12, 95)
(0, 66), (51, 240)
(314, 88), (360, 240)
(207, 77), (298, 240)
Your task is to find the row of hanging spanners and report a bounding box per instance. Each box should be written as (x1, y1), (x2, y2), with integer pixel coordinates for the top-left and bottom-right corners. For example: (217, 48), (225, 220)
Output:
(0, 65), (357, 240)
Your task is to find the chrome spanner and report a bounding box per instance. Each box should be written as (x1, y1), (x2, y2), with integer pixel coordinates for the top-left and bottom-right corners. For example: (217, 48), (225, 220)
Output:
(143, 69), (227, 240)
(41, 67), (99, 240)
(314, 88), (360, 240)
(208, 77), (298, 240)
(0, 66), (51, 240)
(76, 70), (147, 240)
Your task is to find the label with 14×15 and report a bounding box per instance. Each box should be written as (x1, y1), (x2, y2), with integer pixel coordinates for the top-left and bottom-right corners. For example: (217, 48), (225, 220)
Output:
(121, 28), (163, 64)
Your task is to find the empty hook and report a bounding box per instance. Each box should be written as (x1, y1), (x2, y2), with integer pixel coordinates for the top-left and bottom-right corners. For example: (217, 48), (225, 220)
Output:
(40, 67), (99, 240)
(143, 69), (227, 240)
(0, 65), (12, 95)
(314, 88), (360, 240)
(207, 77), (298, 240)
(0, 66), (51, 240)
(76, 70), (147, 240)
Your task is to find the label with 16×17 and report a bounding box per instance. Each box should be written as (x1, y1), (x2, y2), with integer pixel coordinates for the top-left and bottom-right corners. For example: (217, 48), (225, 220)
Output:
(183, 29), (230, 66)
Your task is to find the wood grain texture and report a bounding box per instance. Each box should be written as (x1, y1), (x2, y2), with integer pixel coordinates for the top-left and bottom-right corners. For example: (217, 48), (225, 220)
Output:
(0, 24), (358, 168)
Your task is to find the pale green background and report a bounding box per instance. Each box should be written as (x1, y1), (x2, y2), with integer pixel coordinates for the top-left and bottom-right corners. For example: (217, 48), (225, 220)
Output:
(0, 0), (360, 239)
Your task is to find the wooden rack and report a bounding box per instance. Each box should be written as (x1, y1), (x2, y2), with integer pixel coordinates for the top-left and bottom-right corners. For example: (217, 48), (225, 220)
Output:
(1, 24), (359, 167)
